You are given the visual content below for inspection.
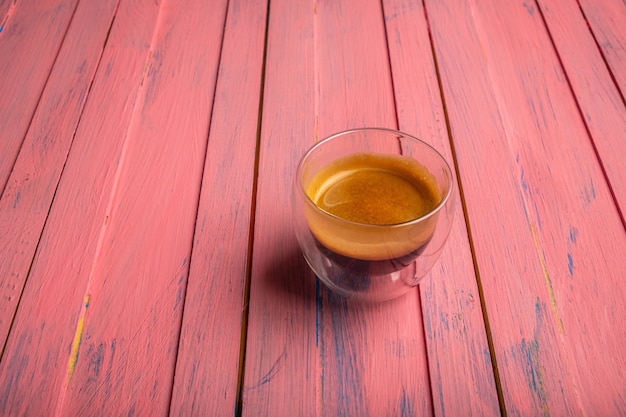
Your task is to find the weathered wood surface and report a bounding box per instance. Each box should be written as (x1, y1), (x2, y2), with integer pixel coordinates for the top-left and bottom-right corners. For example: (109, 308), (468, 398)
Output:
(1, 0), (227, 414)
(0, 0), (118, 355)
(241, 0), (318, 413)
(382, 0), (501, 415)
(538, 0), (626, 217)
(0, 0), (624, 416)
(426, 0), (626, 415)
(169, 0), (266, 415)
(578, 0), (625, 95)
(0, 0), (79, 192)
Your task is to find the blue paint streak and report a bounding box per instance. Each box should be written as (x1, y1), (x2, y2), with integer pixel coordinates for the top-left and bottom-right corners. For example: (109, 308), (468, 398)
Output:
(583, 179), (597, 204)
(255, 349), (286, 387)
(328, 294), (364, 417)
(535, 298), (542, 325)
(519, 337), (549, 413)
(422, 287), (434, 340)
(521, 338), (539, 393)
(436, 359), (446, 417)
(400, 386), (417, 416)
(439, 311), (449, 331)
(569, 227), (579, 243)
(523, 1), (535, 15)
(521, 168), (528, 191)
(315, 279), (321, 347)
(567, 253), (574, 276)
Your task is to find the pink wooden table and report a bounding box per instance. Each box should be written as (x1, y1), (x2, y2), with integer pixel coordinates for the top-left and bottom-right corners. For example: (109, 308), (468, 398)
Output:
(1, 0), (625, 415)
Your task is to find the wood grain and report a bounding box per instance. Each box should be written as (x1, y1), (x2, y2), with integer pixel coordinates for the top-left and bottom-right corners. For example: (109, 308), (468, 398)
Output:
(537, 0), (626, 219)
(241, 0), (318, 414)
(0, 0), (16, 31)
(168, 0), (266, 415)
(578, 0), (626, 96)
(1, 0), (623, 415)
(0, 0), (227, 415)
(382, 0), (500, 414)
(0, 0), (79, 193)
(243, 0), (457, 415)
(0, 0), (118, 356)
(314, 0), (433, 415)
(0, 0), (160, 410)
(425, 0), (626, 414)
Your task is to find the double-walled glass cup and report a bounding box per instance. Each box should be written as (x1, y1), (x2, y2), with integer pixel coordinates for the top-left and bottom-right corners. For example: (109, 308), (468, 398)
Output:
(292, 128), (455, 301)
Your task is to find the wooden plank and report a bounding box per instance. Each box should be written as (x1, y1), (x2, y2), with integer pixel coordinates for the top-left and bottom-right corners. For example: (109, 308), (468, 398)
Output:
(382, 0), (500, 415)
(537, 0), (626, 220)
(0, 0), (160, 413)
(0, 0), (79, 193)
(0, 0), (118, 355)
(425, 0), (626, 415)
(578, 0), (626, 95)
(0, 0), (159, 410)
(52, 1), (229, 415)
(314, 1), (434, 415)
(168, 0), (267, 415)
(0, 0), (227, 415)
(0, 0), (16, 30)
(243, 0), (439, 415)
(240, 0), (318, 414)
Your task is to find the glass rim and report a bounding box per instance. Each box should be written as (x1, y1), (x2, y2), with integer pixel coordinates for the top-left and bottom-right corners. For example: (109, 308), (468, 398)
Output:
(296, 127), (454, 229)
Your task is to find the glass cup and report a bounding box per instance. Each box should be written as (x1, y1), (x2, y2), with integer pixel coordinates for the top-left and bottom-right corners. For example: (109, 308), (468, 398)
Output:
(292, 128), (455, 301)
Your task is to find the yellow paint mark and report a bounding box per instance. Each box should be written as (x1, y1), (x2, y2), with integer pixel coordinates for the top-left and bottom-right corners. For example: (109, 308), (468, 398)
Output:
(529, 223), (564, 333)
(140, 50), (153, 86)
(66, 295), (90, 384)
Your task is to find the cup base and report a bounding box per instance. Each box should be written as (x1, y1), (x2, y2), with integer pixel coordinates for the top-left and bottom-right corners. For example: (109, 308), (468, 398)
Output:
(302, 238), (433, 301)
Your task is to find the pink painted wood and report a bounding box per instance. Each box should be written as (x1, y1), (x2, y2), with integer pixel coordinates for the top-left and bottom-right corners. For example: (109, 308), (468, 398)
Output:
(0, 0), (227, 415)
(0, 0), (118, 354)
(0, 0), (624, 415)
(578, 0), (626, 95)
(537, 0), (626, 218)
(1, 1), (155, 411)
(169, 0), (266, 415)
(0, 0), (15, 30)
(425, 0), (626, 414)
(1, 0), (161, 412)
(313, 0), (433, 413)
(241, 0), (494, 415)
(382, 0), (500, 414)
(241, 0), (318, 414)
(0, 0), (79, 192)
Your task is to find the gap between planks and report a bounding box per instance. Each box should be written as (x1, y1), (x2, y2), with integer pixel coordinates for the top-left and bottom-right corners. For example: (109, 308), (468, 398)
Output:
(534, 0), (626, 229)
(377, 0), (439, 414)
(420, 0), (509, 415)
(0, 0), (120, 360)
(0, 0), (81, 196)
(233, 0), (272, 415)
(162, 1), (228, 415)
(573, 0), (625, 104)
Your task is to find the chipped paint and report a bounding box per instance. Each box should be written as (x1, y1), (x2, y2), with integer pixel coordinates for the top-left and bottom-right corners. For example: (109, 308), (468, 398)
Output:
(139, 50), (154, 86)
(529, 223), (564, 333)
(400, 386), (417, 416)
(567, 253), (574, 277)
(519, 338), (549, 416)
